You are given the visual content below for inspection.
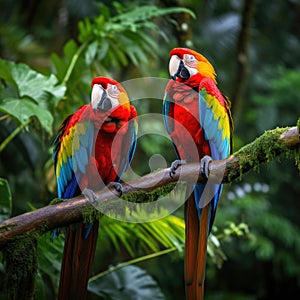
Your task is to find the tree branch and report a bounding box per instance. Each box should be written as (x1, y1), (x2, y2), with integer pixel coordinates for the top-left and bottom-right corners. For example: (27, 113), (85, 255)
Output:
(0, 125), (299, 248)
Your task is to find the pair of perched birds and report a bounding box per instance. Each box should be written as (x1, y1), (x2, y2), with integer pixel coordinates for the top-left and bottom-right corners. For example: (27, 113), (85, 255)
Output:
(53, 47), (233, 300)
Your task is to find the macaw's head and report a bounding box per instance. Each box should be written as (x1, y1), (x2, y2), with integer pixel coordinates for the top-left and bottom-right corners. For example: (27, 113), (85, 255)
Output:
(169, 48), (217, 88)
(91, 77), (130, 113)
(90, 76), (132, 132)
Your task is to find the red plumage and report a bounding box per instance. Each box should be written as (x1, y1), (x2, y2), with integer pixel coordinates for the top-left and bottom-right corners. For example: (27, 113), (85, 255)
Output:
(164, 48), (233, 299)
(54, 77), (138, 299)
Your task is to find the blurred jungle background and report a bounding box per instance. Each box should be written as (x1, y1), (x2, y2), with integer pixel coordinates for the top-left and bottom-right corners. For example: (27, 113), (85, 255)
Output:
(0, 0), (299, 299)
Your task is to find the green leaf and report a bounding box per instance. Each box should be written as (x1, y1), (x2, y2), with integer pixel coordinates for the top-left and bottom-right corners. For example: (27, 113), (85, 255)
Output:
(99, 214), (185, 257)
(63, 39), (78, 61)
(36, 233), (64, 299)
(0, 59), (14, 83)
(96, 39), (109, 60)
(34, 272), (47, 300)
(50, 53), (68, 81)
(0, 58), (66, 109)
(88, 265), (165, 300)
(85, 40), (98, 65)
(76, 4), (195, 71)
(37, 233), (63, 278)
(0, 178), (12, 222)
(0, 98), (53, 133)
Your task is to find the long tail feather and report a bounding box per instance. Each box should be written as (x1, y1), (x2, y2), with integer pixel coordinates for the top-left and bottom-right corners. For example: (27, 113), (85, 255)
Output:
(58, 221), (99, 300)
(185, 184), (211, 300)
(185, 192), (199, 299)
(196, 205), (209, 300)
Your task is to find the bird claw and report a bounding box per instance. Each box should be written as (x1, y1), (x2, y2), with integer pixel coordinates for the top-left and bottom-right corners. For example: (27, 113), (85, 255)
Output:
(200, 155), (213, 178)
(82, 188), (98, 204)
(169, 159), (186, 178)
(107, 182), (123, 196)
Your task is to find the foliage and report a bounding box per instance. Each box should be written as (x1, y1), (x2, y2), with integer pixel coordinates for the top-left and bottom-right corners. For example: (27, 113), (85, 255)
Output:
(77, 3), (195, 70)
(0, 59), (66, 135)
(98, 214), (185, 257)
(88, 265), (165, 300)
(50, 3), (194, 124)
(208, 221), (251, 269)
(0, 3), (197, 298)
(0, 0), (299, 299)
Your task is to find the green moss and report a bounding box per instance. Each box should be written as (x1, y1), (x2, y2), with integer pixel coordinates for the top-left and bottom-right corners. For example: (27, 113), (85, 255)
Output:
(83, 183), (179, 220)
(233, 127), (291, 180)
(0, 222), (17, 233)
(49, 197), (64, 205)
(295, 147), (300, 171)
(121, 182), (177, 203)
(2, 236), (38, 299)
(82, 207), (101, 224)
(295, 118), (300, 170)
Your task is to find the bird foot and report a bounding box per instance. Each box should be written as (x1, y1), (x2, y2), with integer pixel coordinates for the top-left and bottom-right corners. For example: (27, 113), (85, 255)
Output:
(82, 188), (98, 204)
(200, 155), (212, 178)
(107, 182), (123, 196)
(169, 159), (186, 178)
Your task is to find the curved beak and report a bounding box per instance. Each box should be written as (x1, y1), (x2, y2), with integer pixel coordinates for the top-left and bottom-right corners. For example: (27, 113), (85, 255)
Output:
(169, 55), (190, 81)
(169, 55), (181, 79)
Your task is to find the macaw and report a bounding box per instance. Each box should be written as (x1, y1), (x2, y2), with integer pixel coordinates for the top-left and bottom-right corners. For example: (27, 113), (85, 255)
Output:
(53, 77), (138, 300)
(163, 48), (233, 299)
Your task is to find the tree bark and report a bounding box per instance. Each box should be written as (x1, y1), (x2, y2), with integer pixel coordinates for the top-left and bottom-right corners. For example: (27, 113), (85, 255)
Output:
(0, 125), (299, 248)
(231, 0), (256, 123)
(161, 0), (194, 47)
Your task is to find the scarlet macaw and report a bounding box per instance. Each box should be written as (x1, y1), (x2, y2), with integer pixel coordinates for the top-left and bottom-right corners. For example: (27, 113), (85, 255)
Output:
(53, 77), (138, 299)
(163, 48), (233, 299)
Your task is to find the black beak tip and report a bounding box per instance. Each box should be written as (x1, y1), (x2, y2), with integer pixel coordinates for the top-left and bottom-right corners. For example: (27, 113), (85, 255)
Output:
(173, 60), (190, 81)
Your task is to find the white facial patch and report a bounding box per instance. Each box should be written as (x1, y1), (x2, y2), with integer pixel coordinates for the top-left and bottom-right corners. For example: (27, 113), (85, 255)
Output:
(106, 83), (120, 109)
(183, 53), (198, 75)
(183, 54), (196, 63)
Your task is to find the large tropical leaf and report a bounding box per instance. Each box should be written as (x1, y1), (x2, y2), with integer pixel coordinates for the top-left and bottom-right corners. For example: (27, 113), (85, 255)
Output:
(0, 97), (53, 134)
(88, 265), (165, 300)
(0, 59), (66, 109)
(0, 59), (66, 134)
(98, 214), (185, 257)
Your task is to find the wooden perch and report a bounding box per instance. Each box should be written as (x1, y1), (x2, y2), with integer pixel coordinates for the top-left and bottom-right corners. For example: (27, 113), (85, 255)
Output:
(0, 125), (299, 248)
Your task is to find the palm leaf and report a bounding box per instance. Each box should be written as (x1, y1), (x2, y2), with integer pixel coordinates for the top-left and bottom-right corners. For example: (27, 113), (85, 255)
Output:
(99, 214), (185, 256)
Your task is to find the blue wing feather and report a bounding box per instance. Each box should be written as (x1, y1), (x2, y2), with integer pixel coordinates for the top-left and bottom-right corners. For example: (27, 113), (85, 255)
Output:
(116, 118), (138, 182)
(53, 116), (95, 239)
(199, 89), (230, 160)
(74, 147), (88, 174)
(63, 175), (80, 198)
(198, 87), (231, 233)
(163, 92), (181, 158)
(53, 117), (95, 200)
(163, 92), (173, 134)
(207, 116), (219, 141)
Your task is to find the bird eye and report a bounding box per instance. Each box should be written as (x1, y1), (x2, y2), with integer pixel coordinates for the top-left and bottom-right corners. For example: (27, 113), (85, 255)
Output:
(111, 85), (118, 92)
(184, 54), (196, 62)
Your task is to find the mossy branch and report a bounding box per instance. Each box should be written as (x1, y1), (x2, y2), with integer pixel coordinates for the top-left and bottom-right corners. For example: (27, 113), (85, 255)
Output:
(0, 125), (299, 248)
